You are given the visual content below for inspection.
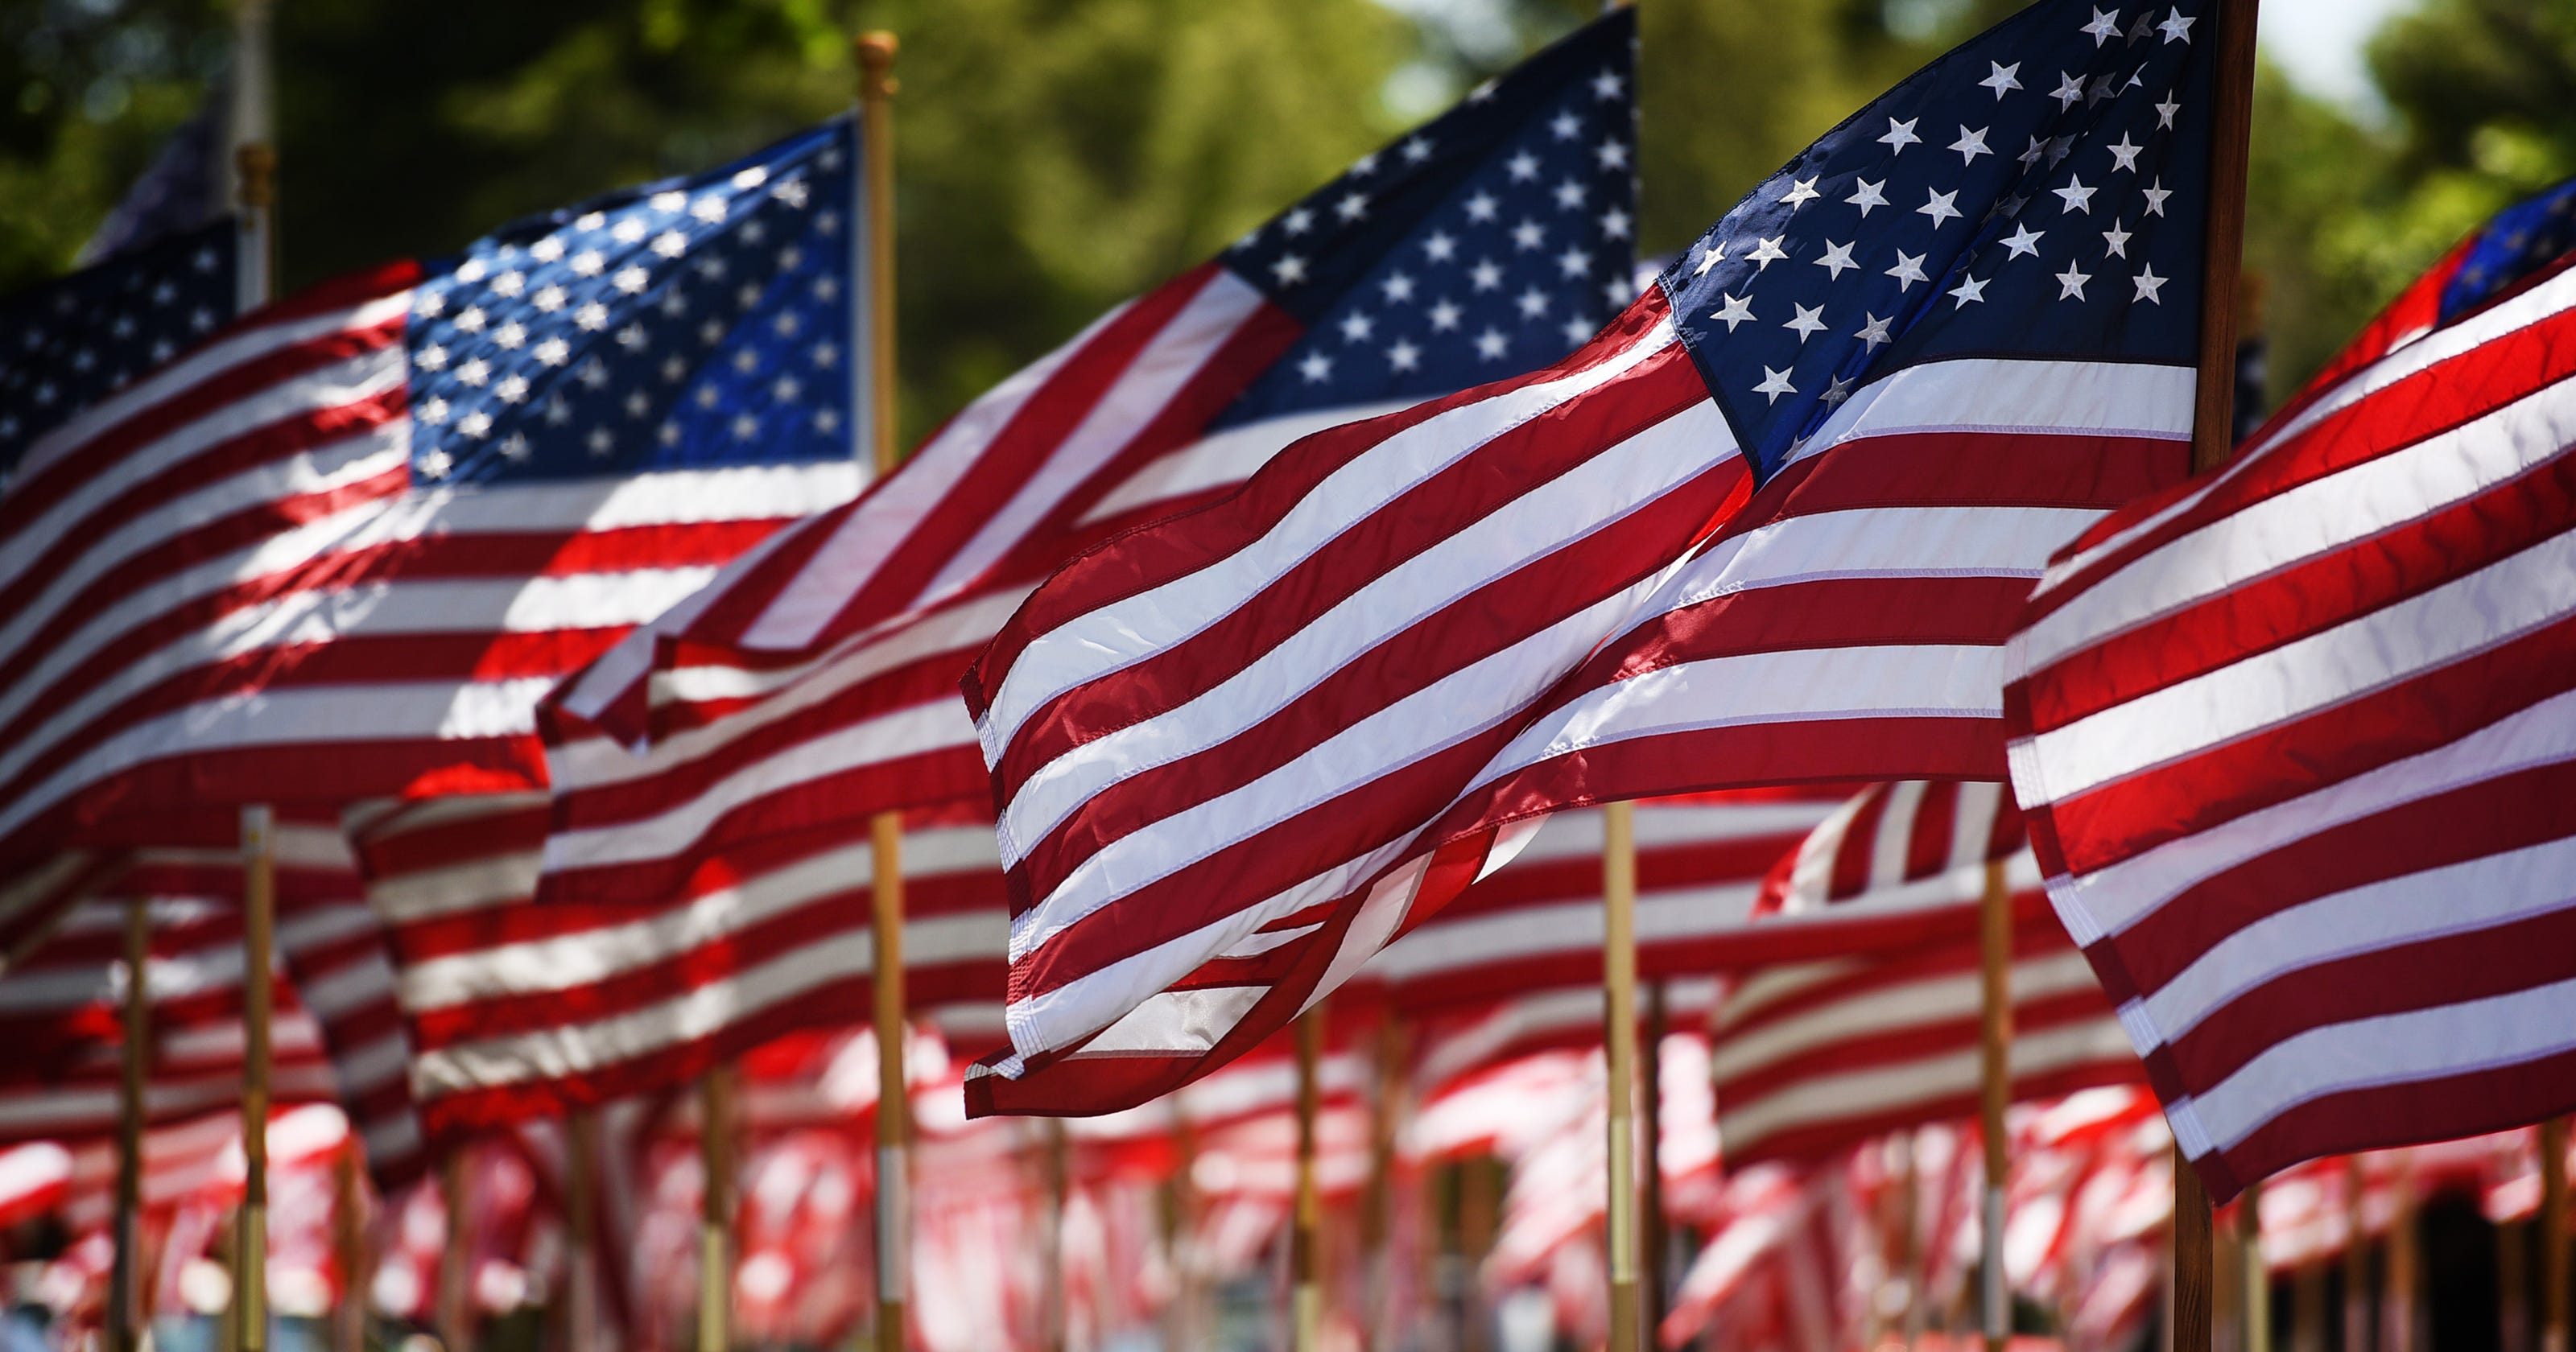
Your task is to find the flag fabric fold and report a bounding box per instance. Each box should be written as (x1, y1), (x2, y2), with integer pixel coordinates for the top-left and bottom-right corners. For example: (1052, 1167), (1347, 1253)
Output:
(963, 0), (2217, 1117)
(2002, 173), (2576, 1203)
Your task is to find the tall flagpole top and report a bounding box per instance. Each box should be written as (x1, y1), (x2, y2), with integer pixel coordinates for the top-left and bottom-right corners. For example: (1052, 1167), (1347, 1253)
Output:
(857, 31), (898, 98)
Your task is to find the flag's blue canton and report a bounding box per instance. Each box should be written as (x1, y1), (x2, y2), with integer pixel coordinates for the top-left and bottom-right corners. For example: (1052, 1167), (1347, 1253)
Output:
(1214, 10), (1636, 430)
(2439, 176), (2576, 326)
(1663, 2), (2218, 481)
(82, 92), (228, 266)
(406, 119), (858, 487)
(0, 220), (236, 481)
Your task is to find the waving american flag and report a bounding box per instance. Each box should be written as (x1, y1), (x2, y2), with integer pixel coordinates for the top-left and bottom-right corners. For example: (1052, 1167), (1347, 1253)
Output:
(0, 119), (869, 876)
(964, 0), (2219, 1116)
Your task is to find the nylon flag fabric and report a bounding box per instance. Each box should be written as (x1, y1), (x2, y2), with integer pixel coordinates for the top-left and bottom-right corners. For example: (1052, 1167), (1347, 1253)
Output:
(1711, 781), (2138, 1167)
(2002, 174), (2576, 1203)
(534, 12), (1639, 909)
(1360, 789), (1845, 1012)
(0, 117), (868, 880)
(963, 0), (2215, 1116)
(347, 792), (1006, 1140)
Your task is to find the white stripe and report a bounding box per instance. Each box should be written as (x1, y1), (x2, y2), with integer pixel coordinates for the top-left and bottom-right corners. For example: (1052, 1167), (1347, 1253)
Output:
(649, 584), (1028, 713)
(975, 319), (1684, 752)
(1946, 782), (2004, 872)
(2037, 269), (2576, 597)
(0, 676), (562, 844)
(997, 395), (1737, 861)
(1719, 1016), (2136, 1154)
(2021, 526), (2576, 800)
(2186, 970), (2576, 1154)
(1367, 883), (1761, 983)
(0, 565), (717, 798)
(2031, 686), (2576, 940)
(2132, 832), (2576, 1046)
(366, 849), (543, 925)
(742, 296), (1136, 649)
(539, 699), (980, 875)
(1080, 399), (1418, 526)
(2020, 374), (2576, 673)
(926, 269), (1267, 598)
(1869, 781), (1930, 890)
(1782, 357), (2193, 472)
(1711, 949), (2104, 1083)
(1473, 641), (2006, 789)
(1780, 795), (1871, 914)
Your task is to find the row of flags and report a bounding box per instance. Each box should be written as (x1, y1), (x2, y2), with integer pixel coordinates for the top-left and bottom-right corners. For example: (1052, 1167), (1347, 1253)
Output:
(4, 2), (2575, 1335)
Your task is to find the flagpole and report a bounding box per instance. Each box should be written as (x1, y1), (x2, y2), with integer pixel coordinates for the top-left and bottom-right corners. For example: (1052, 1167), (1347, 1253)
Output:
(235, 806), (276, 1352)
(1364, 1014), (1406, 1351)
(331, 1136), (365, 1352)
(1977, 856), (2013, 1352)
(2384, 1157), (2419, 1352)
(1042, 1119), (1069, 1352)
(850, 31), (910, 1352)
(109, 897), (150, 1352)
(2243, 1181), (2271, 1352)
(566, 1108), (601, 1352)
(1458, 1154), (1496, 1352)
(697, 1066), (733, 1352)
(1602, 799), (1644, 1352)
(2544, 1119), (2569, 1352)
(1291, 1004), (1327, 1352)
(438, 1149), (472, 1352)
(1641, 979), (1668, 1343)
(2342, 1157), (2369, 1352)
(2175, 2), (2260, 1345)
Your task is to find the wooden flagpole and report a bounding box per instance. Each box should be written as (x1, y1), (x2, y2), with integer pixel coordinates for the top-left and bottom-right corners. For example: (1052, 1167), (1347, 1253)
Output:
(1458, 1155), (1497, 1352)
(330, 1136), (365, 1352)
(2176, 3), (2262, 1348)
(1641, 979), (1669, 1344)
(851, 31), (909, 1352)
(1291, 1005), (1327, 1352)
(2384, 1156), (2419, 1352)
(2545, 1119), (2569, 1352)
(698, 1066), (733, 1352)
(1365, 1015), (1408, 1351)
(236, 805), (276, 1352)
(2243, 1181), (2272, 1352)
(109, 897), (150, 1352)
(437, 1150), (472, 1352)
(2342, 1156), (2370, 1352)
(565, 1108), (601, 1352)
(1977, 857), (2013, 1352)
(1042, 1119), (1069, 1352)
(1602, 799), (1643, 1352)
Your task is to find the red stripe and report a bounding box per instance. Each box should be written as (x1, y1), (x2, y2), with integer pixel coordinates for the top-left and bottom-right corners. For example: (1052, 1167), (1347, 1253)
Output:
(2022, 449), (2576, 735)
(2027, 287), (2576, 619)
(963, 291), (1677, 710)
(1905, 784), (1956, 881)
(1830, 787), (1892, 902)
(2036, 604), (2576, 876)
(2200, 1044), (2576, 1206)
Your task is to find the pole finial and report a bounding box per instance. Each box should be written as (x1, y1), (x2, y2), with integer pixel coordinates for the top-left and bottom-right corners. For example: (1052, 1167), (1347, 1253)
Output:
(856, 31), (898, 99)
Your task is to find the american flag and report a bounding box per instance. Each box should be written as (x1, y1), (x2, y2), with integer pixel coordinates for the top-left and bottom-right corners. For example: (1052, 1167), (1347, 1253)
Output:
(0, 221), (236, 479)
(533, 11), (1639, 909)
(345, 791), (1008, 1139)
(1711, 781), (2139, 1168)
(962, 0), (2214, 1116)
(105, 810), (428, 1190)
(2002, 173), (2576, 1203)
(1360, 789), (1844, 1012)
(0, 897), (338, 1144)
(0, 117), (868, 875)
